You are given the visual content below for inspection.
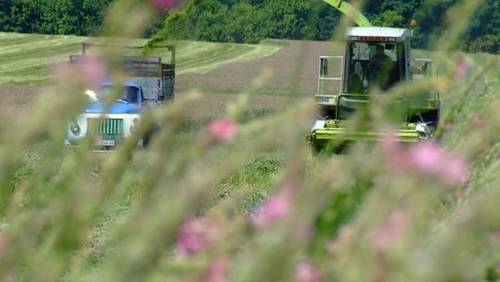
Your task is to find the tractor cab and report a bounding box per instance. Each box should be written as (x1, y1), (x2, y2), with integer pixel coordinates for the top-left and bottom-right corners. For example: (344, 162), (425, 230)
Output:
(316, 27), (438, 119)
(343, 27), (411, 93)
(318, 27), (411, 101)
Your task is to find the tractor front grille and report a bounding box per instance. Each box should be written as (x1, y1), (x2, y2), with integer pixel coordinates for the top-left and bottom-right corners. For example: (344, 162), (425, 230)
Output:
(88, 118), (124, 137)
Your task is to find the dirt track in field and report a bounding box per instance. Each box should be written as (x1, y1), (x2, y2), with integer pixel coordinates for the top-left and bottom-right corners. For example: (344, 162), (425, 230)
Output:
(176, 40), (344, 97)
(0, 85), (40, 122)
(0, 40), (344, 122)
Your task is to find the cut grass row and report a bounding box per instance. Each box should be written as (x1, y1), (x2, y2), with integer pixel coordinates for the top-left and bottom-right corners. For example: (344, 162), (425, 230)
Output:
(0, 32), (283, 85)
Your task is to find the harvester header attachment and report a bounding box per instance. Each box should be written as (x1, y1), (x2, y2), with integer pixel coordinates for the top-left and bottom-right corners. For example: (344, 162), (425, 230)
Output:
(322, 0), (372, 27)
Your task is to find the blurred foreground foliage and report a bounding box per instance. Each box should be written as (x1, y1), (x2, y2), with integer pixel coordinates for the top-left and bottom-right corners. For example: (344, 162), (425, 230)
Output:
(0, 0), (499, 281)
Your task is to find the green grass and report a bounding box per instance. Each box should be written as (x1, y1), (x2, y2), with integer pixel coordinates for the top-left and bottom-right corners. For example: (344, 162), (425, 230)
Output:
(440, 52), (500, 197)
(0, 32), (283, 85)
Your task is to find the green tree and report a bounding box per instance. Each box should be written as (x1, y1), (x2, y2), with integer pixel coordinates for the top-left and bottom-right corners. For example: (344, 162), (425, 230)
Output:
(365, 0), (423, 20)
(313, 1), (341, 40)
(372, 10), (405, 27)
(411, 0), (456, 48)
(466, 35), (500, 54)
(0, 0), (11, 28)
(6, 0), (42, 33)
(465, 0), (500, 50)
(258, 0), (311, 40)
(0, 0), (112, 35)
(227, 2), (262, 43)
(187, 0), (233, 42)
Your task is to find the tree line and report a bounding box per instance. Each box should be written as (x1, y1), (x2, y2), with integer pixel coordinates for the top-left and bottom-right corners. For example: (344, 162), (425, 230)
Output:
(0, 0), (498, 53)
(0, 0), (113, 36)
(156, 0), (500, 53)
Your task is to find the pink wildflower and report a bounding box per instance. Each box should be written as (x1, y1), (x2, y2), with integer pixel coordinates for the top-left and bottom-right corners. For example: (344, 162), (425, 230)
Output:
(197, 257), (230, 282)
(409, 142), (445, 174)
(382, 135), (469, 185)
(454, 54), (472, 81)
(444, 120), (454, 132)
(372, 210), (408, 252)
(54, 55), (105, 89)
(470, 115), (485, 128)
(441, 157), (468, 185)
(410, 143), (468, 185)
(206, 118), (239, 143)
(295, 262), (323, 282)
(0, 232), (8, 255)
(175, 217), (219, 256)
(79, 56), (105, 86)
(453, 189), (465, 199)
(251, 189), (292, 228)
(381, 133), (413, 172)
(149, 0), (180, 11)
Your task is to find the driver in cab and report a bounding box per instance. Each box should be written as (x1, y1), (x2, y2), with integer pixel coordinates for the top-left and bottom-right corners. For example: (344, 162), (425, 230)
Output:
(366, 44), (394, 90)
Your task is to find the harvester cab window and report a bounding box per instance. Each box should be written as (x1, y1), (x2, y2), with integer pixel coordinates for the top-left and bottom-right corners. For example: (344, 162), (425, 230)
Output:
(346, 41), (403, 93)
(346, 42), (370, 94)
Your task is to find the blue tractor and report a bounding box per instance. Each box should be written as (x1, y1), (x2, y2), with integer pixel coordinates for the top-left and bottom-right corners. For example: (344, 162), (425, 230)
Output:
(65, 43), (175, 149)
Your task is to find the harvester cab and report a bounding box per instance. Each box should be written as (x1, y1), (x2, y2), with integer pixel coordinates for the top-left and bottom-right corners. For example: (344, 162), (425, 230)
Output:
(309, 27), (440, 152)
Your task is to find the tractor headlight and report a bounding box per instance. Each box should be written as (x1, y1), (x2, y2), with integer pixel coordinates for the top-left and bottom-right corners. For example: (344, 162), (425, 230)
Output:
(70, 121), (81, 135)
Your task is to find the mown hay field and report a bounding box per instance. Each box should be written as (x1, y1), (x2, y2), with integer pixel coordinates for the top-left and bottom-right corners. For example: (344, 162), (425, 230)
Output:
(0, 32), (283, 85)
